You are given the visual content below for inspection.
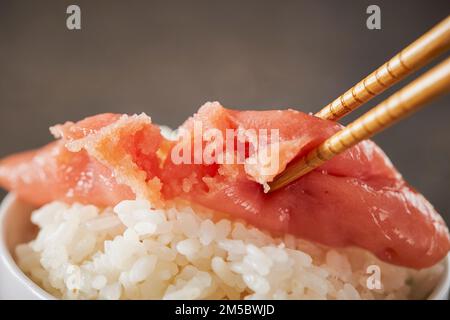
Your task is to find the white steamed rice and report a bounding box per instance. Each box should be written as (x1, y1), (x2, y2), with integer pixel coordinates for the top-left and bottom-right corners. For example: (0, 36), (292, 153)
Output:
(15, 199), (443, 300)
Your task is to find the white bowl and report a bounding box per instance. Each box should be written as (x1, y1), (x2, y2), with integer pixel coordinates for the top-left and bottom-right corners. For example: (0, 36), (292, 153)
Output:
(0, 194), (54, 299)
(0, 193), (449, 300)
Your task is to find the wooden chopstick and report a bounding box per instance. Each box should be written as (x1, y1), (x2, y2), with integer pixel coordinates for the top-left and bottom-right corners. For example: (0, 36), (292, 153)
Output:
(269, 57), (450, 192)
(315, 16), (450, 121)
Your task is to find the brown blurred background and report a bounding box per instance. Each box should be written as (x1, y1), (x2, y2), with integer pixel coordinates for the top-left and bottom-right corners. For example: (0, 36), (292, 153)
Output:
(0, 0), (449, 222)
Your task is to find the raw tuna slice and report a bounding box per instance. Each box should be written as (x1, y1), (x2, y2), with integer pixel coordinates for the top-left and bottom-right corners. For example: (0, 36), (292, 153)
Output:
(165, 103), (450, 269)
(0, 102), (448, 269)
(0, 113), (164, 207)
(0, 141), (135, 207)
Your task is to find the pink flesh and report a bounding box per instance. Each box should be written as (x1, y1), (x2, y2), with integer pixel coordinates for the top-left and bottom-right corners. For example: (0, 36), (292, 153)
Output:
(0, 141), (135, 207)
(0, 104), (449, 269)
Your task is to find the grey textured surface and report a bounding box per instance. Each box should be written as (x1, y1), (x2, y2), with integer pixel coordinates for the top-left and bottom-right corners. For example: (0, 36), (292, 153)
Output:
(0, 0), (449, 223)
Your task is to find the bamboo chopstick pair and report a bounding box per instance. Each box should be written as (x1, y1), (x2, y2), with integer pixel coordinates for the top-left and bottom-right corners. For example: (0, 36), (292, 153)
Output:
(269, 16), (450, 192)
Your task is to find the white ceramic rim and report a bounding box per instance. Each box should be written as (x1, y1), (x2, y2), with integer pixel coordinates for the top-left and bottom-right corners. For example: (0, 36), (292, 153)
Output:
(0, 194), (54, 300)
(0, 193), (448, 300)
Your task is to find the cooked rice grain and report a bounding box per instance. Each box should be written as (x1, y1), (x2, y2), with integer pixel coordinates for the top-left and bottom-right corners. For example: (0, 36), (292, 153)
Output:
(15, 200), (443, 300)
